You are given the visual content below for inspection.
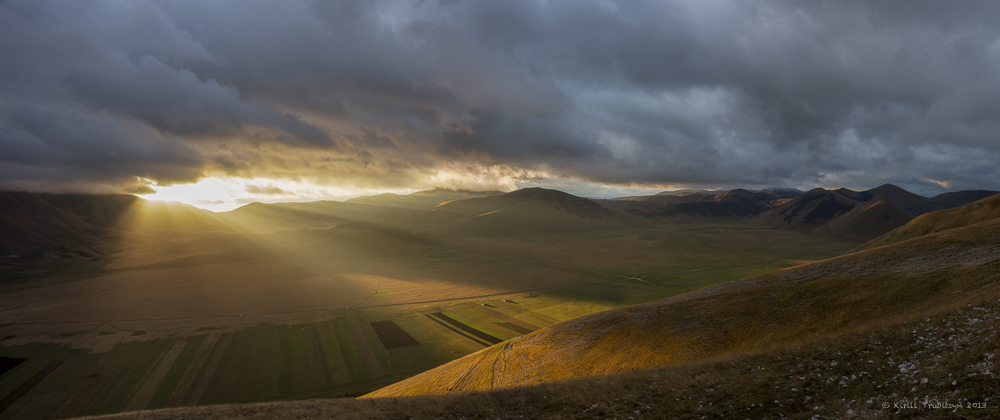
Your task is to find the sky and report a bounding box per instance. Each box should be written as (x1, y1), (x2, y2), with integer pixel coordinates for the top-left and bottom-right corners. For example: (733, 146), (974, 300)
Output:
(2, 0), (1000, 210)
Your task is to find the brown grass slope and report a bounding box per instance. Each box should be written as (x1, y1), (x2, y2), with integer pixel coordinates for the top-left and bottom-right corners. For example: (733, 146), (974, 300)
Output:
(368, 217), (1000, 397)
(857, 192), (1000, 252)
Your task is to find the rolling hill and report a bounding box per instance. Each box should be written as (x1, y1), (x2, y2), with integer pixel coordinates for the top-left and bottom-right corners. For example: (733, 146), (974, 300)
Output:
(344, 188), (499, 210)
(216, 189), (498, 232)
(864, 183), (922, 202)
(621, 188), (784, 222)
(417, 188), (650, 237)
(597, 191), (717, 210)
(757, 187), (804, 198)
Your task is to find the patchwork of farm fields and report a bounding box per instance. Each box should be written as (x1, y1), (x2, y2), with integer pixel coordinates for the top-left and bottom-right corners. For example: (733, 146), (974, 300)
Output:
(0, 300), (562, 419)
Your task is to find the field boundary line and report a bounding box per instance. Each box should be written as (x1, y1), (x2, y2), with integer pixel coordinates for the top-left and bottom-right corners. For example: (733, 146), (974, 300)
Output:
(345, 319), (384, 377)
(0, 360), (64, 415)
(422, 314), (490, 347)
(124, 337), (187, 411)
(185, 333), (232, 406)
(166, 334), (218, 407)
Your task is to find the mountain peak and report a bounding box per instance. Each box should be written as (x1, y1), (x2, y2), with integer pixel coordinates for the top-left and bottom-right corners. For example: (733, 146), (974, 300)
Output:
(865, 184), (924, 201)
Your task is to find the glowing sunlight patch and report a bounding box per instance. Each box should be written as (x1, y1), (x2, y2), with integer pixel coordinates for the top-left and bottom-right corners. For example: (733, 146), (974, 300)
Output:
(144, 178), (417, 212)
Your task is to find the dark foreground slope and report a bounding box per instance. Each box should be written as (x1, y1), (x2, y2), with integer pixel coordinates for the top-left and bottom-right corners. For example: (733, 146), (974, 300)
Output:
(369, 215), (1000, 396)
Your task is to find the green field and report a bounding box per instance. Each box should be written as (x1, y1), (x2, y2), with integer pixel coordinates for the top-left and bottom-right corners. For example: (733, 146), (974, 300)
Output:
(0, 222), (856, 418)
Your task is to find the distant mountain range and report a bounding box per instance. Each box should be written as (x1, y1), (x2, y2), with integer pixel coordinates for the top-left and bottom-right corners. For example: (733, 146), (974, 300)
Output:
(598, 183), (998, 242)
(1, 184), (996, 259)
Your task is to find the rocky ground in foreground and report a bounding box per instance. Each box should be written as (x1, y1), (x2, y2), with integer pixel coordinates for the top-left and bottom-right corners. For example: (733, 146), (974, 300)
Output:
(83, 298), (999, 420)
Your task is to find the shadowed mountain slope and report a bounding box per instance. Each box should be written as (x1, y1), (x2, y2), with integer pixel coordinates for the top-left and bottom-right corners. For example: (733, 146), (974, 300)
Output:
(597, 191), (717, 210)
(864, 183), (923, 202)
(0, 192), (227, 257)
(856, 192), (1000, 251)
(925, 189), (999, 209)
(824, 196), (913, 242)
(368, 216), (1000, 396)
(33, 193), (140, 228)
(861, 184), (997, 216)
(0, 191), (111, 256)
(753, 188), (861, 231)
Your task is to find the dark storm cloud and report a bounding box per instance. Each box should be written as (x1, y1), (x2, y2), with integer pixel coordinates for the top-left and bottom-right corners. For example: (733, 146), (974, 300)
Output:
(2, 0), (1000, 194)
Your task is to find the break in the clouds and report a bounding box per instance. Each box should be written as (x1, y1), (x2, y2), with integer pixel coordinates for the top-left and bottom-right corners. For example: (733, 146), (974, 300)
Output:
(2, 0), (1000, 198)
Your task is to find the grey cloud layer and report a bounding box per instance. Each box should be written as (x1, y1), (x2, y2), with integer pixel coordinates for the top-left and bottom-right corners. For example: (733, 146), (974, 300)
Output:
(2, 0), (999, 194)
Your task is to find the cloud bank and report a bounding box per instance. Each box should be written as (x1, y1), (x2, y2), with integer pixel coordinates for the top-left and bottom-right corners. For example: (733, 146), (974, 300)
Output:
(2, 0), (1000, 196)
